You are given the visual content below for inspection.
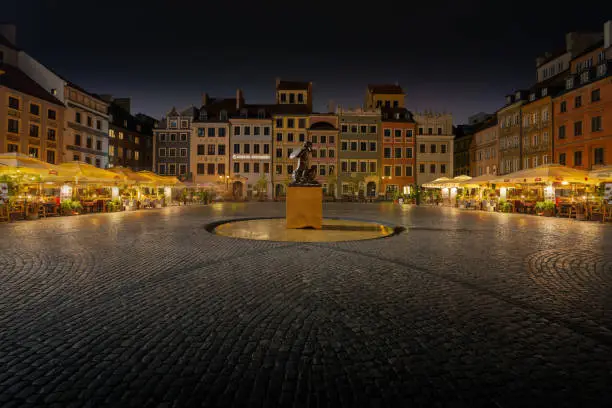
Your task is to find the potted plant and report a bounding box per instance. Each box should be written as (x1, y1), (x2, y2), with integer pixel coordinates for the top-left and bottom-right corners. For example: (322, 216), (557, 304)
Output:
(535, 200), (555, 216)
(499, 199), (512, 213)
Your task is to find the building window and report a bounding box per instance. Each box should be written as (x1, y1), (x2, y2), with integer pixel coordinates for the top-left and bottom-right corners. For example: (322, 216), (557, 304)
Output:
(7, 118), (19, 133)
(394, 166), (402, 177)
(592, 89), (601, 102)
(430, 164), (436, 173)
(383, 165), (392, 177)
(440, 144), (447, 154)
(574, 151), (582, 166)
(287, 133), (294, 142)
(430, 144), (437, 153)
(419, 164), (425, 173)
(159, 164), (166, 174)
(29, 147), (39, 158)
(74, 134), (81, 146)
(159, 148), (166, 157)
(29, 103), (40, 116)
(287, 119), (295, 128)
(204, 163), (213, 175)
(8, 96), (20, 110)
(574, 96), (582, 108)
(560, 101), (567, 113)
(234, 144), (240, 154)
(394, 147), (402, 158)
(29, 123), (40, 138)
(7, 143), (18, 153)
(594, 148), (605, 165)
(406, 166), (412, 177)
(197, 163), (205, 174)
(592, 116), (602, 132)
(406, 148), (413, 158)
(96, 120), (101, 130)
(95, 158), (101, 168)
(384, 129), (391, 137)
(218, 164), (225, 175)
(46, 150), (55, 164)
(87, 117), (93, 127)
(96, 140), (102, 151)
(440, 164), (446, 174)
(207, 128), (216, 137)
(428, 128), (433, 135)
(419, 144), (425, 153)
(86, 136), (93, 149)
(207, 145), (215, 155)
(244, 144), (250, 154)
(48, 109), (57, 120)
(574, 121), (582, 136)
(406, 129), (413, 137)
(218, 144), (226, 155)
(558, 125), (566, 139)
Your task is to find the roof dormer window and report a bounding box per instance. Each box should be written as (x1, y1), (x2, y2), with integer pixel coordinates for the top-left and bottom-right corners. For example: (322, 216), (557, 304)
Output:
(541, 88), (547, 97)
(515, 91), (521, 99)
(257, 109), (265, 119)
(219, 110), (228, 121)
(597, 64), (607, 77)
(199, 110), (208, 121)
(565, 77), (574, 90)
(529, 93), (536, 101)
(580, 71), (590, 84)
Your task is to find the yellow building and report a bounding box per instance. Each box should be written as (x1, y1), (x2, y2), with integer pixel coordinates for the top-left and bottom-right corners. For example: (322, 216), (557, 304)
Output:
(275, 79), (312, 112)
(365, 84), (405, 109)
(271, 80), (313, 198)
(0, 65), (65, 164)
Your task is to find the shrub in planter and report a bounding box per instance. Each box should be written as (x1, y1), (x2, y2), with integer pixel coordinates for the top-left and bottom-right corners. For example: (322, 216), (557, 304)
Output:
(61, 200), (75, 215)
(535, 200), (555, 216)
(499, 200), (512, 213)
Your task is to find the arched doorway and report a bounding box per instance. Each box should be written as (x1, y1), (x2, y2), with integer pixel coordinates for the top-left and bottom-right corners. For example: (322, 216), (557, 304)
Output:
(233, 181), (243, 198)
(366, 182), (376, 197)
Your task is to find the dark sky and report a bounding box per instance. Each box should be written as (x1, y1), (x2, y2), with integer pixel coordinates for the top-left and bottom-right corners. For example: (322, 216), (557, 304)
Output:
(5, 0), (612, 123)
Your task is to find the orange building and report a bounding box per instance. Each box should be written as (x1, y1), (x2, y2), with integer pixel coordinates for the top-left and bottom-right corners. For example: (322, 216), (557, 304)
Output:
(0, 65), (65, 164)
(553, 44), (612, 170)
(381, 108), (416, 198)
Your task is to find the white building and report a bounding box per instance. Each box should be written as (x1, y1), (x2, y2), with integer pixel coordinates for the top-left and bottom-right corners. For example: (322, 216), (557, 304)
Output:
(414, 111), (454, 185)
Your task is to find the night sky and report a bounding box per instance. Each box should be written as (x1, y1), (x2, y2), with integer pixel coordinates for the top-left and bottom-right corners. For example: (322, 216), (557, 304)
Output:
(5, 0), (612, 123)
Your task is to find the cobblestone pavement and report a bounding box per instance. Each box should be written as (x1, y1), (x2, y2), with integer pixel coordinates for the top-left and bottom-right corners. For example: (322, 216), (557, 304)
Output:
(1, 203), (612, 407)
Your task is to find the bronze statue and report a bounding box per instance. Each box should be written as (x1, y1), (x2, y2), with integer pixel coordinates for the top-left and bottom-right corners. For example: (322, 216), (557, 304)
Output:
(289, 141), (319, 186)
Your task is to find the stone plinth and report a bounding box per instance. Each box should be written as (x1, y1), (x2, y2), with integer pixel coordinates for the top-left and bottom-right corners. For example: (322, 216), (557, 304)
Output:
(286, 186), (322, 229)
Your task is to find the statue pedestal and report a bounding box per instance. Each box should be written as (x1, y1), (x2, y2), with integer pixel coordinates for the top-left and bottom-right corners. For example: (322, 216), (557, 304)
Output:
(286, 186), (322, 229)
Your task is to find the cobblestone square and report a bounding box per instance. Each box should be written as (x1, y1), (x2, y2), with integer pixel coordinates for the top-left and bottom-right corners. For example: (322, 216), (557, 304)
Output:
(1, 203), (612, 407)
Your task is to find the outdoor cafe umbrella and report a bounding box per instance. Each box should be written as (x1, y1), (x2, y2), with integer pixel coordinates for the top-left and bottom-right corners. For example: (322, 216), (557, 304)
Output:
(0, 152), (63, 182)
(498, 164), (593, 185)
(59, 161), (123, 184)
(588, 166), (612, 182)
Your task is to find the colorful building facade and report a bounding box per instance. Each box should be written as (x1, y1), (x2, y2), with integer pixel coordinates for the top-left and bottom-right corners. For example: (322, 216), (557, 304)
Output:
(307, 114), (339, 197)
(554, 46), (612, 170)
(381, 108), (415, 197)
(414, 111), (454, 185)
(470, 117), (499, 177)
(228, 104), (273, 199)
(337, 107), (381, 198)
(497, 91), (527, 175)
(0, 65), (65, 164)
(153, 106), (196, 178)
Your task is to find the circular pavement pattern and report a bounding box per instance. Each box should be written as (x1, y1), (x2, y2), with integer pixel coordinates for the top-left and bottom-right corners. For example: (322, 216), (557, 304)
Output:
(209, 217), (400, 242)
(0, 202), (612, 407)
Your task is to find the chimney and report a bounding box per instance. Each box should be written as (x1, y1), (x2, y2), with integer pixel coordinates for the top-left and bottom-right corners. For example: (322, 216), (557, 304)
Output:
(275, 77), (281, 88)
(236, 88), (243, 110)
(201, 93), (209, 106)
(0, 24), (16, 47)
(605, 20), (612, 49)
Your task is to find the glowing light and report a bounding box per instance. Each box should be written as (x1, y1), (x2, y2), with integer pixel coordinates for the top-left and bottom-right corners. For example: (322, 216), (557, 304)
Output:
(561, 181), (569, 185)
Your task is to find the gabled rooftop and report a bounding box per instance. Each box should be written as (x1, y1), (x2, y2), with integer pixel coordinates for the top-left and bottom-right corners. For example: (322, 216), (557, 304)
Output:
(368, 84), (404, 94)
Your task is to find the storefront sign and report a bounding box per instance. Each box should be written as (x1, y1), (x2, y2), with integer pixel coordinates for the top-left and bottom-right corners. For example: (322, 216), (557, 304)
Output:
(232, 154), (271, 161)
(544, 185), (555, 201)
